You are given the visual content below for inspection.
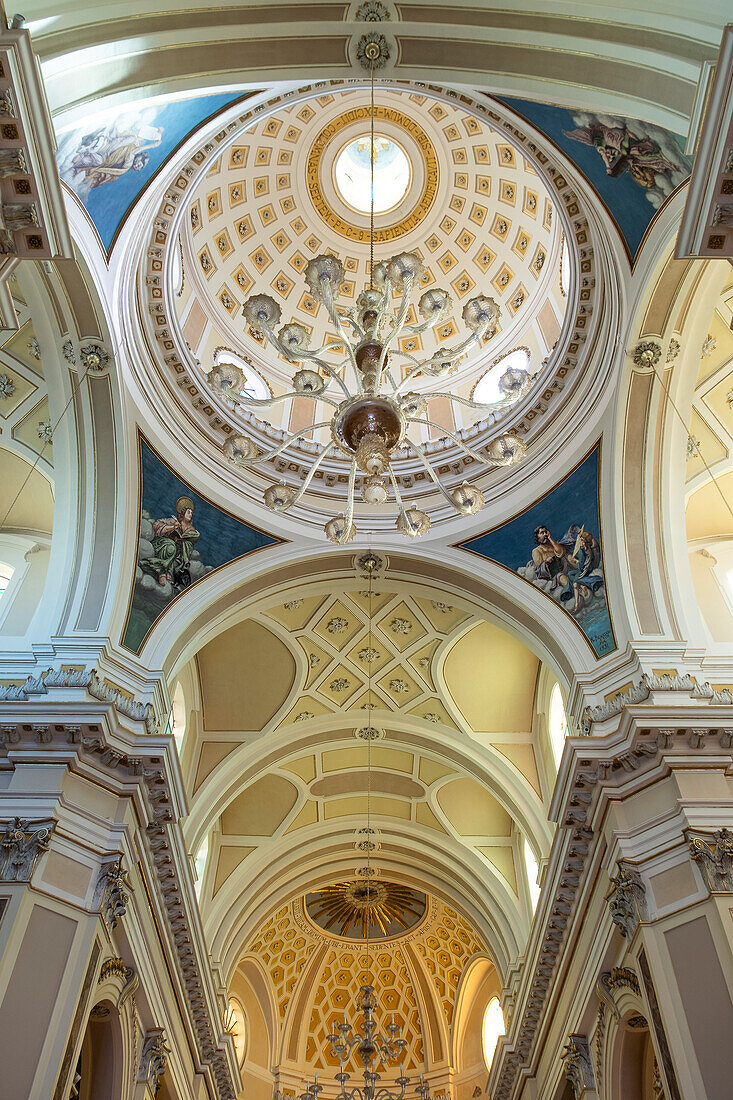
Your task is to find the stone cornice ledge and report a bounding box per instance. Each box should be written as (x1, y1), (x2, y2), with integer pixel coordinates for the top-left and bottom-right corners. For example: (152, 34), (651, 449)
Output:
(488, 706), (733, 1100)
(0, 714), (239, 1100)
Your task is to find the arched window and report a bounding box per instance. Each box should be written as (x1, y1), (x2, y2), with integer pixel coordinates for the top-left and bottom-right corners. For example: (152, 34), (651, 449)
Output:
(213, 349), (271, 400)
(223, 997), (247, 1064)
(482, 997), (505, 1070)
(0, 562), (13, 599)
(472, 348), (530, 405)
(548, 682), (568, 766)
(171, 236), (184, 296)
(194, 835), (208, 899)
(560, 234), (570, 297)
(523, 837), (541, 912)
(169, 681), (186, 753)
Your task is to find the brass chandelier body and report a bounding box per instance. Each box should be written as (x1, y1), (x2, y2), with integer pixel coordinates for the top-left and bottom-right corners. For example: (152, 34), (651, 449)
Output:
(214, 61), (528, 542)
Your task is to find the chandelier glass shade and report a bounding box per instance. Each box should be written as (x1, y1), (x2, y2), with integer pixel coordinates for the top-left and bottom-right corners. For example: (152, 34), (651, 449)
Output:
(214, 73), (529, 542)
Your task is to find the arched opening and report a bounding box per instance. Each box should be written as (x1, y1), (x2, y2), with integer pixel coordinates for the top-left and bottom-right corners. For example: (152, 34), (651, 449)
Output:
(482, 997), (505, 1071)
(611, 1017), (663, 1100)
(548, 682), (568, 766)
(0, 447), (54, 639)
(74, 1002), (122, 1100)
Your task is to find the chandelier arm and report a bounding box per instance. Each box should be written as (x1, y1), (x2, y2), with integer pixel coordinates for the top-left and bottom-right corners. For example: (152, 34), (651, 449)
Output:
(387, 465), (409, 518)
(235, 389), (340, 410)
(247, 421), (335, 464)
(423, 390), (507, 414)
(404, 440), (467, 510)
(391, 336), (482, 396)
(281, 442), (336, 507)
(270, 341), (353, 400)
(335, 459), (358, 544)
(387, 349), (422, 366)
(378, 277), (416, 371)
(320, 283), (360, 374)
(409, 417), (489, 463)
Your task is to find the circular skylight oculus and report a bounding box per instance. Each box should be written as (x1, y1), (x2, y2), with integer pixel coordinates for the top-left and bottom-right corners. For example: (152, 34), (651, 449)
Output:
(334, 134), (411, 214)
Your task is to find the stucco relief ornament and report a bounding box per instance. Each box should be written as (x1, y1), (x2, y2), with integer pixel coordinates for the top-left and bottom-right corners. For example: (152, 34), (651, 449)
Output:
(701, 334), (717, 358)
(686, 434), (700, 459)
(688, 827), (733, 892)
(0, 816), (54, 881)
(80, 343), (111, 373)
(356, 32), (391, 69)
(0, 372), (14, 398)
(561, 1035), (596, 1099)
(96, 855), (134, 929)
(294, 711), (314, 722)
(605, 861), (646, 938)
(138, 1029), (170, 1090)
(631, 340), (662, 371)
(391, 617), (412, 634)
(356, 0), (391, 20)
(37, 418), (53, 443)
(26, 336), (40, 359)
(330, 677), (351, 692)
(665, 338), (680, 362)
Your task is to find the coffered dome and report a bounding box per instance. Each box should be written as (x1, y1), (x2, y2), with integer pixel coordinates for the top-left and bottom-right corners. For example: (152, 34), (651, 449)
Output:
(173, 86), (567, 442)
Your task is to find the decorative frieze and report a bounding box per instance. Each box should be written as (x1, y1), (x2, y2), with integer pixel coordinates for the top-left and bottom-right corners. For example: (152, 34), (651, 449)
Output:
(606, 862), (646, 939)
(561, 1035), (596, 1098)
(0, 666), (161, 734)
(688, 827), (733, 892)
(0, 816), (54, 881)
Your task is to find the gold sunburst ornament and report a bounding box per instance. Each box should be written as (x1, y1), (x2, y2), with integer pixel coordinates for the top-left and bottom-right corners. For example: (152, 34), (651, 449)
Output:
(307, 879), (426, 938)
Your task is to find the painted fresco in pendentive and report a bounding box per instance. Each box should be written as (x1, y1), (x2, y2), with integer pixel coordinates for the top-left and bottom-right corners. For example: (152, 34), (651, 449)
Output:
(495, 97), (692, 262)
(56, 92), (243, 252)
(457, 445), (615, 659)
(122, 437), (282, 654)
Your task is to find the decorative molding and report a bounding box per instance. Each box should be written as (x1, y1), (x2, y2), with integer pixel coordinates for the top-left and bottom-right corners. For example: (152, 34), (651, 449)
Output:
(0, 719), (238, 1100)
(606, 862), (646, 939)
(138, 1028), (170, 1092)
(491, 718), (731, 1100)
(355, 32), (391, 70)
(561, 1035), (596, 1098)
(687, 827), (733, 893)
(0, 666), (161, 734)
(0, 816), (54, 881)
(630, 340), (662, 371)
(596, 966), (640, 1020)
(578, 670), (725, 733)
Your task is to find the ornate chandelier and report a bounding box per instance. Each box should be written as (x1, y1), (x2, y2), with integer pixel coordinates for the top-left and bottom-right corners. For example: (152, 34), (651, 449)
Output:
(213, 55), (528, 542)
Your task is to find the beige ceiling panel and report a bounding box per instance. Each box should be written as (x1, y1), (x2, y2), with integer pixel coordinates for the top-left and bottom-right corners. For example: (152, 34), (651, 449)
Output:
(477, 845), (518, 893)
(193, 741), (239, 792)
(418, 758), (455, 786)
(697, 310), (733, 384)
(345, 588), (395, 616)
(322, 796), (412, 820)
(685, 407), (727, 483)
(407, 640), (440, 690)
(345, 636), (392, 676)
(494, 743), (542, 796)
(278, 694), (334, 727)
(221, 774), (298, 835)
(312, 599), (364, 650)
(686, 471), (733, 540)
(316, 663), (364, 705)
(198, 619), (296, 731)
(406, 699), (460, 729)
(281, 754), (317, 783)
(312, 771), (423, 799)
(415, 803), (449, 833)
(322, 746), (414, 774)
(437, 777), (513, 836)
(443, 621), (539, 732)
(0, 368), (36, 419)
(297, 637), (333, 688)
(413, 597), (470, 633)
(213, 845), (255, 895)
(0, 448), (53, 534)
(284, 799), (319, 833)
(702, 371), (733, 442)
(264, 594), (326, 630)
(376, 667), (423, 706)
(377, 602), (427, 652)
(2, 320), (44, 376)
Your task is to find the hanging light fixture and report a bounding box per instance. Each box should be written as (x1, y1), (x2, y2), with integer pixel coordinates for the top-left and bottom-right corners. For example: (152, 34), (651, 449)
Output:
(298, 550), (432, 1100)
(214, 43), (528, 542)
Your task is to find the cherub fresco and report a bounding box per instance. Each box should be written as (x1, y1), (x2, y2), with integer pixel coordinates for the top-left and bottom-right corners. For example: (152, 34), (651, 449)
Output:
(58, 118), (163, 201)
(562, 112), (688, 210)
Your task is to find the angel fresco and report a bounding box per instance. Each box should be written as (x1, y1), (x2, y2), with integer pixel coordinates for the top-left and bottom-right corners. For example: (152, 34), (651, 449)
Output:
(58, 118), (163, 201)
(562, 112), (688, 209)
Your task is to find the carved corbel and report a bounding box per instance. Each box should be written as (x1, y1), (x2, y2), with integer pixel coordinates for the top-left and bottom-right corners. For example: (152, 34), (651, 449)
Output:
(688, 828), (733, 892)
(95, 856), (134, 929)
(0, 816), (54, 881)
(138, 1028), (170, 1092)
(561, 1034), (597, 1098)
(605, 861), (646, 939)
